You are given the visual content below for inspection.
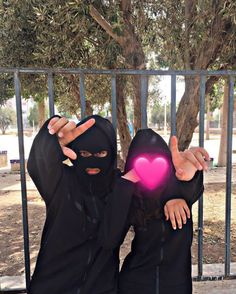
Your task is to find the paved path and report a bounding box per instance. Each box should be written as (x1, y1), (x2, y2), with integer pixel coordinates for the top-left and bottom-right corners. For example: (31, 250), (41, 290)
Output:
(1, 275), (236, 293)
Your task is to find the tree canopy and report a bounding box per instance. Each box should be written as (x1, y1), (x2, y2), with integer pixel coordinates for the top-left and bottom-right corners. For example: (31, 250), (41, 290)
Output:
(0, 0), (236, 152)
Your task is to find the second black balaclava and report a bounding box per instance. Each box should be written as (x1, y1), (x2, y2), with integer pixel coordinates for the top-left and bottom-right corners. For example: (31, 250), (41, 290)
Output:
(69, 115), (117, 195)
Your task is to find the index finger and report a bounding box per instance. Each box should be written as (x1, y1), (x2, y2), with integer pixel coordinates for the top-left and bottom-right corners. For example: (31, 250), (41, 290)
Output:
(71, 118), (95, 140)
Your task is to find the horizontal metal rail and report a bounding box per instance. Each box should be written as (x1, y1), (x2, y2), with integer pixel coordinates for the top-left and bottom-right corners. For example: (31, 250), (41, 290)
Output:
(0, 67), (236, 76)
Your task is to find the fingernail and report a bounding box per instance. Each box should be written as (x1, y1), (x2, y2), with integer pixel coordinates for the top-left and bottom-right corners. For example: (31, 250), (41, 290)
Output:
(179, 226), (182, 229)
(58, 132), (63, 137)
(49, 129), (55, 135)
(173, 227), (176, 230)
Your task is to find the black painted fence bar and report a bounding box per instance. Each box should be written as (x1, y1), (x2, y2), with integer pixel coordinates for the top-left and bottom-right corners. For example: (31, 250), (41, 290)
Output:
(170, 75), (176, 136)
(225, 76), (235, 276)
(79, 73), (86, 120)
(140, 75), (148, 129)
(111, 75), (117, 133)
(198, 75), (206, 279)
(13, 71), (31, 291)
(0, 68), (235, 293)
(47, 71), (55, 117)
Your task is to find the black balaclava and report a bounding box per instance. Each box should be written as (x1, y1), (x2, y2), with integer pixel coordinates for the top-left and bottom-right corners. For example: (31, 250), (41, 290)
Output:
(69, 115), (117, 195)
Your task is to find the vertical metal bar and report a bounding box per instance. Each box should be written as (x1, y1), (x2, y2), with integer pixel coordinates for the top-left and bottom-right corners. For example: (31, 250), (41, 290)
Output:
(225, 75), (234, 276)
(171, 75), (176, 136)
(198, 74), (206, 279)
(140, 75), (148, 128)
(111, 74), (117, 133)
(80, 73), (86, 119)
(48, 71), (55, 117)
(14, 71), (31, 290)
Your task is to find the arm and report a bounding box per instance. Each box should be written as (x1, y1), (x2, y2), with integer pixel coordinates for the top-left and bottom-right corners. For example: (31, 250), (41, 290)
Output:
(177, 170), (204, 206)
(27, 116), (65, 205)
(99, 177), (135, 249)
(27, 115), (95, 205)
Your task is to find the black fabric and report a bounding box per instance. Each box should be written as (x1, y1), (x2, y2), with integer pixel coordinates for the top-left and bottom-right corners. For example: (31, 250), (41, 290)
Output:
(118, 129), (204, 294)
(69, 115), (117, 195)
(101, 129), (203, 294)
(27, 115), (122, 294)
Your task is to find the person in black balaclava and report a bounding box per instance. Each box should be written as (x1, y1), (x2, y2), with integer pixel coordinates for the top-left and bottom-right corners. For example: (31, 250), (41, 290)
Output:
(100, 129), (209, 294)
(27, 114), (134, 294)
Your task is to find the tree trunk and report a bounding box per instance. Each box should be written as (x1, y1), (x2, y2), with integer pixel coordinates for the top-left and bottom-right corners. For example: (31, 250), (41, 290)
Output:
(85, 100), (93, 116)
(218, 79), (229, 167)
(176, 75), (220, 150)
(89, 3), (146, 133)
(116, 75), (131, 163)
(176, 76), (200, 150)
(38, 99), (45, 128)
(69, 75), (93, 119)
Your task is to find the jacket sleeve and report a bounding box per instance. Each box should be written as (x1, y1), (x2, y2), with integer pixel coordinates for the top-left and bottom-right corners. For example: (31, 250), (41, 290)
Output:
(176, 171), (204, 206)
(27, 116), (65, 205)
(162, 169), (204, 207)
(99, 177), (135, 249)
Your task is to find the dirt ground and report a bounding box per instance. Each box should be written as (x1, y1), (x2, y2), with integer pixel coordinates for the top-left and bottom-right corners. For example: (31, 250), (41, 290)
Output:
(0, 173), (236, 276)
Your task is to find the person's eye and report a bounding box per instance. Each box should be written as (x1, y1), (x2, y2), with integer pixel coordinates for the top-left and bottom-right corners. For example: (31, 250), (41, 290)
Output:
(94, 151), (108, 158)
(79, 150), (92, 157)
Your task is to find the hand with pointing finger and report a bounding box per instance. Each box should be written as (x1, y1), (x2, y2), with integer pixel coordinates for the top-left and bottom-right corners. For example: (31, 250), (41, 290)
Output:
(170, 136), (210, 181)
(47, 116), (95, 160)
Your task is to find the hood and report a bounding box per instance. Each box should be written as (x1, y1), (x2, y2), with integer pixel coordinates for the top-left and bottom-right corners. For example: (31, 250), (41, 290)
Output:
(125, 129), (173, 196)
(69, 115), (117, 194)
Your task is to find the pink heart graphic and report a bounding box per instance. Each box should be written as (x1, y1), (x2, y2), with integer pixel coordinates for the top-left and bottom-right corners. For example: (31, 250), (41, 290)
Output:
(134, 156), (169, 190)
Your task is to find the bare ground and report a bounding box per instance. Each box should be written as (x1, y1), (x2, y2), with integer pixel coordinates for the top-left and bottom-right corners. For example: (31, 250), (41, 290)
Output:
(0, 173), (236, 276)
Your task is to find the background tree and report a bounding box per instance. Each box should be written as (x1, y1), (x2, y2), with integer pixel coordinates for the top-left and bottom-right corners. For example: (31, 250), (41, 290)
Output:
(28, 104), (39, 128)
(1, 0), (236, 157)
(205, 81), (224, 140)
(0, 0), (49, 126)
(0, 106), (15, 134)
(150, 0), (236, 149)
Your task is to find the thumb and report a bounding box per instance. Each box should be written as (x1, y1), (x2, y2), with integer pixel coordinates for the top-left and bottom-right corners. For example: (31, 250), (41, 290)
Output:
(62, 146), (77, 160)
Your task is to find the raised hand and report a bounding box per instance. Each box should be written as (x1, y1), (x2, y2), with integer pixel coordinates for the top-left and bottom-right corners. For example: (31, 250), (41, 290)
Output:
(164, 198), (190, 230)
(47, 116), (95, 160)
(170, 136), (210, 181)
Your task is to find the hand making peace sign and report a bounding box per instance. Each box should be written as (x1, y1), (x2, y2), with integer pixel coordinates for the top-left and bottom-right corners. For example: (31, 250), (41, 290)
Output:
(47, 116), (95, 160)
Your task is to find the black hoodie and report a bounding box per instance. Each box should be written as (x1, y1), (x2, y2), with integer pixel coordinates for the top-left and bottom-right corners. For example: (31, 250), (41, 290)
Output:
(100, 129), (203, 294)
(27, 115), (132, 294)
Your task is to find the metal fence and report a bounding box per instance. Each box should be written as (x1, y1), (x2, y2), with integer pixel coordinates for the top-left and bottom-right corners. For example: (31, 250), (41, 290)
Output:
(0, 67), (235, 293)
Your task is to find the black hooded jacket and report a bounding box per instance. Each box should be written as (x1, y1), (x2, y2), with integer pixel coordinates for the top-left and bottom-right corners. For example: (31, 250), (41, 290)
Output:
(101, 129), (204, 294)
(27, 115), (134, 294)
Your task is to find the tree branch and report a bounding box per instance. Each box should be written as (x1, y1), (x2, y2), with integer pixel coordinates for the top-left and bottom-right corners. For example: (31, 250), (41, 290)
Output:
(89, 5), (124, 46)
